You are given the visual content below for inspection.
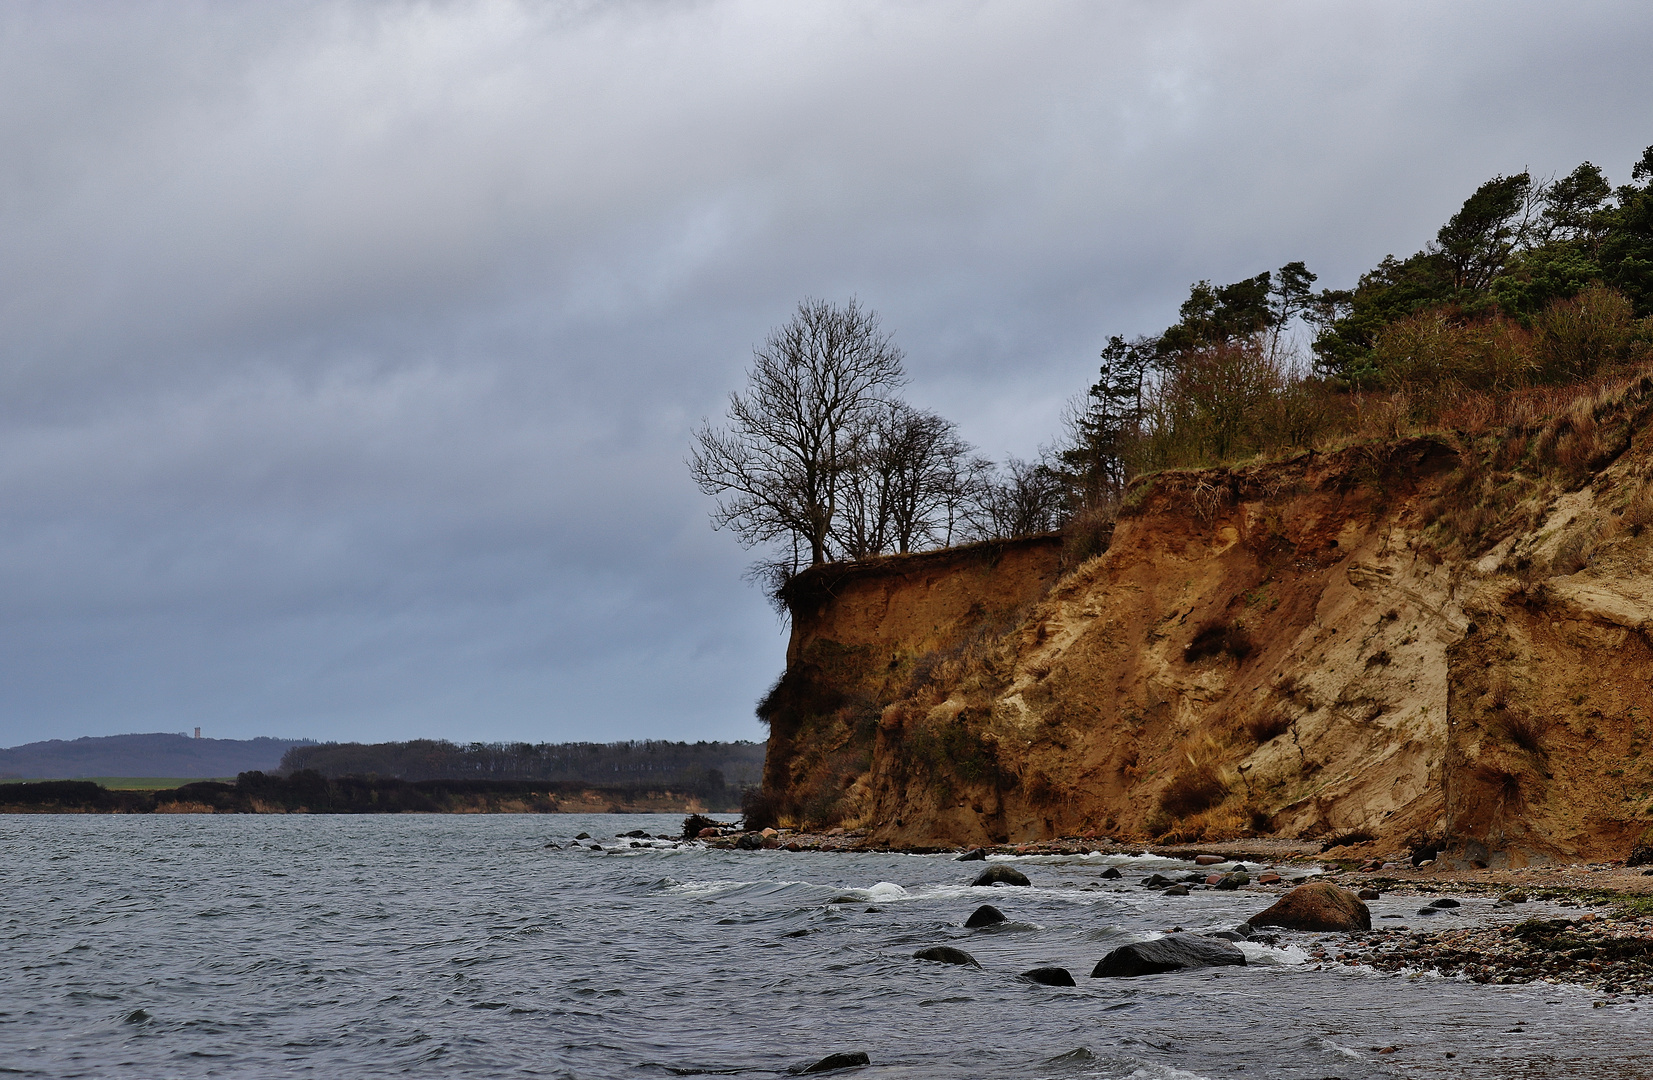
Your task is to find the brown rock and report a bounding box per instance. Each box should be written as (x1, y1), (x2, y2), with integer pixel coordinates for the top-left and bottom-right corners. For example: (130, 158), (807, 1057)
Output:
(1249, 882), (1372, 932)
(1194, 855), (1224, 866)
(697, 827), (720, 839)
(1358, 888), (1381, 900)
(1258, 871), (1282, 885)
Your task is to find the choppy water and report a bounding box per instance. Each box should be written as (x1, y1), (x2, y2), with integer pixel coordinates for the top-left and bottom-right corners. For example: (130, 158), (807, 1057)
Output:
(2, 814), (1650, 1078)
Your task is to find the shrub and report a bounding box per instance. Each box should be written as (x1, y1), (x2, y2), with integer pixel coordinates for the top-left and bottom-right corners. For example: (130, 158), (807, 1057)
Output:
(1244, 710), (1294, 744)
(1184, 620), (1253, 663)
(1319, 829), (1376, 852)
(740, 787), (785, 831)
(1158, 762), (1227, 818)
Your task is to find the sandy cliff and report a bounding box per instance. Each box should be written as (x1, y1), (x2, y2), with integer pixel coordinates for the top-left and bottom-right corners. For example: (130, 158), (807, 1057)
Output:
(759, 376), (1653, 866)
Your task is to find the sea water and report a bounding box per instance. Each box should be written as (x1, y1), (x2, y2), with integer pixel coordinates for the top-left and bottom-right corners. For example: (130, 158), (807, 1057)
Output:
(1, 813), (1648, 1078)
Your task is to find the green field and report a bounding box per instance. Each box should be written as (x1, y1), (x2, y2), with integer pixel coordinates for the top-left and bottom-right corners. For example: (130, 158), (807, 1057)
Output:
(0, 777), (233, 789)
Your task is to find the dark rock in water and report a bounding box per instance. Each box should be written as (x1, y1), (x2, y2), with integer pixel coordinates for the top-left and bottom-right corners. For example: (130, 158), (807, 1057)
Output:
(971, 865), (1030, 887)
(827, 895), (862, 904)
(1208, 930), (1243, 941)
(1214, 873), (1248, 890)
(1181, 873), (1206, 884)
(864, 906), (881, 913)
(575, 832), (591, 840)
(124, 1009), (151, 1024)
(965, 904), (1007, 928)
(681, 813), (721, 840)
(1100, 867), (1122, 879)
(735, 833), (765, 850)
(1428, 897), (1461, 908)
(1161, 884), (1190, 896)
(1249, 882), (1371, 932)
(1503, 892), (1528, 904)
(587, 844), (603, 851)
(1142, 873), (1176, 889)
(913, 945), (980, 967)
(956, 847), (989, 861)
(1091, 934), (1246, 977)
(1021, 965), (1076, 986)
(542, 842), (560, 849)
(785, 928), (811, 938)
(798, 1051), (870, 1074)
(621, 829), (649, 838)
(1045, 1048), (1094, 1063)
(1357, 889), (1381, 900)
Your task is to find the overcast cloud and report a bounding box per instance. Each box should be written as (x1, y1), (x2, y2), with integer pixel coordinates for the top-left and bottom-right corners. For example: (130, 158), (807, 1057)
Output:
(2, 1), (1650, 747)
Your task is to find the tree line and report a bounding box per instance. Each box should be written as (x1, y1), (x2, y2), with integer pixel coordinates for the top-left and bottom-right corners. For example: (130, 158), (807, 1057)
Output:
(694, 140), (1653, 586)
(279, 738), (765, 787)
(1061, 145), (1653, 502)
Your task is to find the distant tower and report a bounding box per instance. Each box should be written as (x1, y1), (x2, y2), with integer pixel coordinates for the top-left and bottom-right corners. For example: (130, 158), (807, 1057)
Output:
(194, 727), (201, 739)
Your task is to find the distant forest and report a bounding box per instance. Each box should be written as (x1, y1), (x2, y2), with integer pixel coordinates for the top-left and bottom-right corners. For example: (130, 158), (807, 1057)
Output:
(279, 738), (766, 789)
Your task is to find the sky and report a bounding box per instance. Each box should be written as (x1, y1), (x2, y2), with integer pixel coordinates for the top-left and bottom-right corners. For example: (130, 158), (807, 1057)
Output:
(2, 1), (1651, 748)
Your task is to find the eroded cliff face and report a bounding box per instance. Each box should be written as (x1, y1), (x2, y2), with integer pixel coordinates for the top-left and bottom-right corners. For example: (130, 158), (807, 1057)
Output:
(760, 377), (1653, 865)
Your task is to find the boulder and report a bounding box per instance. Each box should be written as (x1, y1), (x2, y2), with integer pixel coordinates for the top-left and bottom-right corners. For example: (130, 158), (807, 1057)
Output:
(1142, 873), (1176, 889)
(1427, 897), (1460, 908)
(1357, 889), (1381, 901)
(1257, 872), (1282, 885)
(1215, 873), (1248, 890)
(697, 828), (721, 839)
(799, 1051), (870, 1074)
(1249, 882), (1371, 932)
(913, 946), (980, 967)
(964, 904), (1007, 928)
(972, 865), (1031, 887)
(1194, 854), (1225, 866)
(735, 833), (765, 850)
(1091, 934), (1246, 977)
(1021, 966), (1076, 986)
(956, 848), (988, 862)
(574, 832), (591, 840)
(1162, 884), (1190, 896)
(1100, 867), (1122, 880)
(1503, 892), (1528, 904)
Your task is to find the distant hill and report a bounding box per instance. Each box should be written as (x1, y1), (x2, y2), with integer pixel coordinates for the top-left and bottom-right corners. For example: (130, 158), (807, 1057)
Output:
(0, 733), (315, 780)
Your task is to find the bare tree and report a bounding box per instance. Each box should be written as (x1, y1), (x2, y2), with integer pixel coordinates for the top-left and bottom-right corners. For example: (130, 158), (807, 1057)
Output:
(689, 298), (906, 568)
(963, 455), (1066, 540)
(832, 401), (974, 559)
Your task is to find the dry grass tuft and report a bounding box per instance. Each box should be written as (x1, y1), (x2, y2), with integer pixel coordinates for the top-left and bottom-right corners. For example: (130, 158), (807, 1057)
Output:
(1493, 708), (1545, 755)
(1158, 761), (1227, 818)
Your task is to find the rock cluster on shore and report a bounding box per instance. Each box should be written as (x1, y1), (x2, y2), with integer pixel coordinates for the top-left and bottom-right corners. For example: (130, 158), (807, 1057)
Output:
(1340, 914), (1653, 996)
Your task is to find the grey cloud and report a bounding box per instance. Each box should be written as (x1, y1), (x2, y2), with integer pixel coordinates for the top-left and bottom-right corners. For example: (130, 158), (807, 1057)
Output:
(1, 1), (1650, 744)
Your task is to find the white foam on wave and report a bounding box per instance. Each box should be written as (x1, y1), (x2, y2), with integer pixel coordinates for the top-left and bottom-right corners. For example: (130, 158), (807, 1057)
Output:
(1121, 1064), (1215, 1079)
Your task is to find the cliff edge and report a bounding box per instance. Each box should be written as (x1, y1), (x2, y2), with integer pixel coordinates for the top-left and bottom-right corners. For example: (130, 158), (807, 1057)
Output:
(758, 374), (1653, 867)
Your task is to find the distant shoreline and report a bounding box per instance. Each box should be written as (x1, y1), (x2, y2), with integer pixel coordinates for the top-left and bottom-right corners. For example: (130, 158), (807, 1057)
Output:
(0, 775), (742, 815)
